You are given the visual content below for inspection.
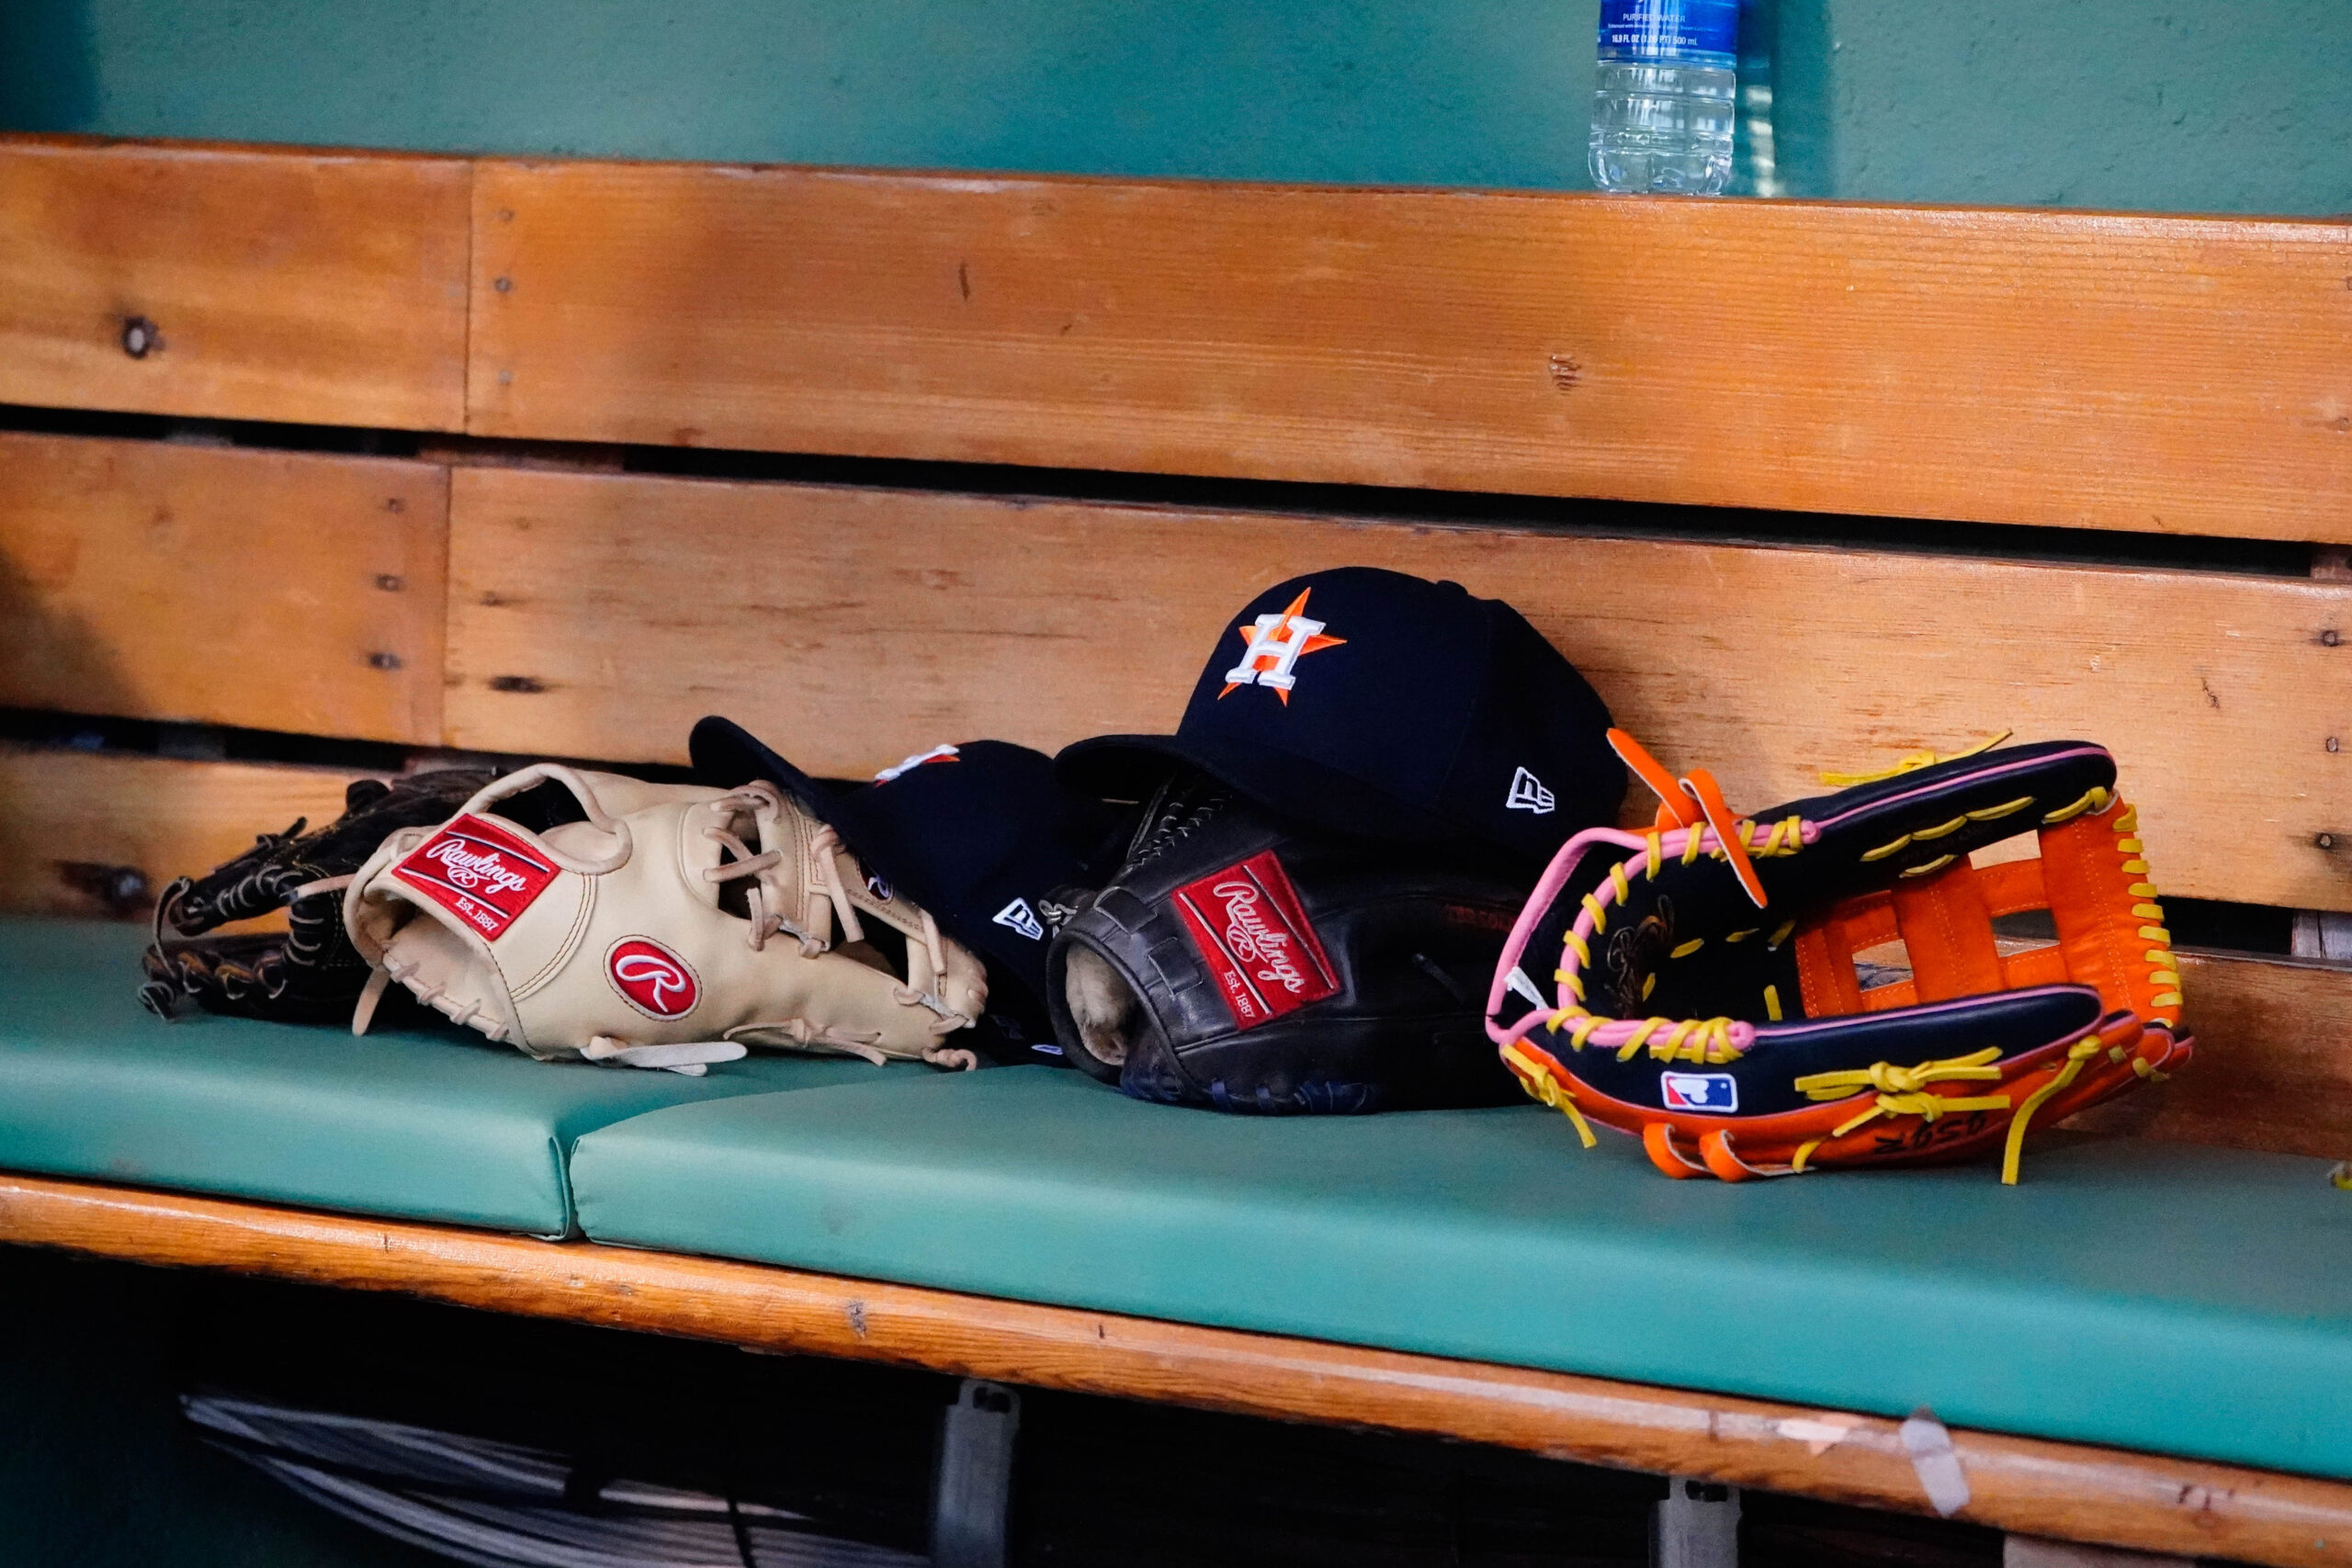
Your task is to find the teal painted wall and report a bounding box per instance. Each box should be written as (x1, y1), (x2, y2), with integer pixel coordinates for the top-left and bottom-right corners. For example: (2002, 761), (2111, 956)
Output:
(2, 1), (2347, 214)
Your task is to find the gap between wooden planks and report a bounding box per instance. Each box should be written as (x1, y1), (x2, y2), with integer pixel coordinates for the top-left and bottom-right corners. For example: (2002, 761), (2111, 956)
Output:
(469, 158), (2352, 543)
(444, 468), (2352, 912)
(0, 1172), (2346, 1568)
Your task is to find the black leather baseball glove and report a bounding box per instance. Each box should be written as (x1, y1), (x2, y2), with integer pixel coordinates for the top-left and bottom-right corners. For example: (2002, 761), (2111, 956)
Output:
(141, 769), (498, 1023)
(1046, 772), (1523, 1112)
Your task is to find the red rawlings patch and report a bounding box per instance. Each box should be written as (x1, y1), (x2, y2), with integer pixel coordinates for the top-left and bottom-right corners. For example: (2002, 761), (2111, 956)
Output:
(1170, 850), (1340, 1030)
(391, 815), (557, 941)
(605, 937), (699, 1021)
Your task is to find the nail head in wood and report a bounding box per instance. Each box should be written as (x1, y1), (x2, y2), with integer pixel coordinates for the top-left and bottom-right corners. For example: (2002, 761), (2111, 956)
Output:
(55, 862), (150, 918)
(367, 651), (402, 671)
(119, 316), (160, 358)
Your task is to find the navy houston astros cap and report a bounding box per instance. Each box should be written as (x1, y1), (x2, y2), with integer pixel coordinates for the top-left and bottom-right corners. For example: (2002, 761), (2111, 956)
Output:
(690, 718), (1124, 1043)
(1056, 567), (1624, 867)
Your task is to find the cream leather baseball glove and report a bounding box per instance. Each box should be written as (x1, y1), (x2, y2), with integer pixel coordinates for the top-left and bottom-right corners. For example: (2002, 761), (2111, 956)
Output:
(344, 763), (989, 1075)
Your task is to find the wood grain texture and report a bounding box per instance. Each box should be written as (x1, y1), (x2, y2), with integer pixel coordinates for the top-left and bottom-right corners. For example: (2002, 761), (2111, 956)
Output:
(0, 748), (379, 920)
(2064, 951), (2352, 1159)
(0, 136), (469, 430)
(0, 432), (446, 742)
(444, 470), (2352, 910)
(469, 160), (2352, 542)
(0, 1174), (2344, 1568)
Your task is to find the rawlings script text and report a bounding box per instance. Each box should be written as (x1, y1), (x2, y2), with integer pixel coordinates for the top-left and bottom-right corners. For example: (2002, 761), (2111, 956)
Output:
(390, 816), (559, 942)
(423, 838), (532, 897)
(1213, 879), (1312, 996)
(1170, 851), (1339, 1031)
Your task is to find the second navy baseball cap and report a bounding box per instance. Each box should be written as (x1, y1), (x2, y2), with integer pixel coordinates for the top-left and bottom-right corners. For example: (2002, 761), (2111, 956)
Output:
(690, 718), (1126, 1040)
(1056, 567), (1624, 869)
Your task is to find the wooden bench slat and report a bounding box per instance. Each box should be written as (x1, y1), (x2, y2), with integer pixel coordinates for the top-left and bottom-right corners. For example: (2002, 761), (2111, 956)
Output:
(445, 468), (2352, 911)
(0, 432), (447, 744)
(470, 159), (2352, 543)
(0, 1173), (2342, 1568)
(0, 748), (379, 920)
(0, 137), (469, 431)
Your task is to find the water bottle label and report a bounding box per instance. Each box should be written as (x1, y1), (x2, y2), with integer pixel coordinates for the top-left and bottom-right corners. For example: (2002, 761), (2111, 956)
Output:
(1596, 0), (1738, 62)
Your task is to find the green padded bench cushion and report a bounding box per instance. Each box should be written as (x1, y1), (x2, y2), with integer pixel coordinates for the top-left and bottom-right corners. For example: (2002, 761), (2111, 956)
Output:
(570, 1065), (2352, 1481)
(0, 919), (915, 1235)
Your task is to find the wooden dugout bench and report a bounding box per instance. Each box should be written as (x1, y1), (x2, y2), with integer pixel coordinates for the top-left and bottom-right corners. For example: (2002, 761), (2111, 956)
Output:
(1, 133), (2349, 1565)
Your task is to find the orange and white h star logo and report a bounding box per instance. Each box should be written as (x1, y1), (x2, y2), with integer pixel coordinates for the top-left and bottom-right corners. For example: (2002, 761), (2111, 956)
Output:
(1219, 588), (1347, 704)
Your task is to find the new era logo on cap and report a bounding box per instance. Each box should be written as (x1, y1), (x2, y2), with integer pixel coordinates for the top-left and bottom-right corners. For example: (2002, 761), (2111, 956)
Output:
(991, 897), (1046, 942)
(1505, 767), (1555, 815)
(1660, 1071), (1738, 1113)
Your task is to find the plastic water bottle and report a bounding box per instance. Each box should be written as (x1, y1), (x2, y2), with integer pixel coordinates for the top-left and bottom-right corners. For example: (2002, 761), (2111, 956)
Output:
(1589, 0), (1738, 195)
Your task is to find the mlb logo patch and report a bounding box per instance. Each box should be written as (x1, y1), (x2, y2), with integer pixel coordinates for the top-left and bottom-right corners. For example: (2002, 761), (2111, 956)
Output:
(1660, 1071), (1737, 1113)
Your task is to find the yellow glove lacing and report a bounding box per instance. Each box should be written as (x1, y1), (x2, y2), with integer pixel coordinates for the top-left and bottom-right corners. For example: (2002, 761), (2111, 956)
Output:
(1793, 1047), (2013, 1138)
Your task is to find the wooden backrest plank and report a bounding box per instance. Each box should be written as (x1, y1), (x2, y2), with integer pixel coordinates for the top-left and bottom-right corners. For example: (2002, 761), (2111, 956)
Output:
(3, 134), (2341, 539)
(0, 137), (469, 431)
(0, 748), (376, 921)
(2066, 951), (2352, 1162)
(444, 469), (2352, 911)
(470, 160), (2352, 543)
(0, 432), (447, 744)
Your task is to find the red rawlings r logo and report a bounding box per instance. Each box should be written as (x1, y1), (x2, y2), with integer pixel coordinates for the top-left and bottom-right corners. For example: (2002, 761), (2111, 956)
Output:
(391, 814), (557, 941)
(605, 937), (699, 1021)
(1171, 850), (1339, 1030)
